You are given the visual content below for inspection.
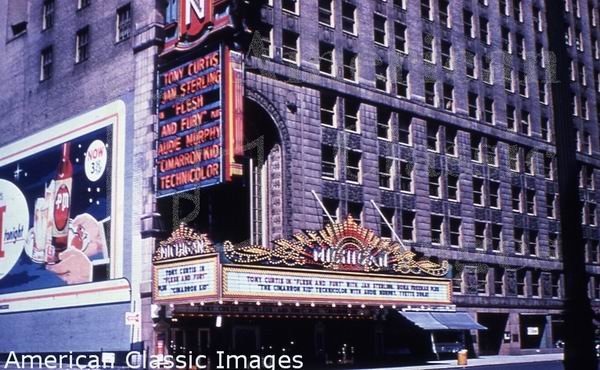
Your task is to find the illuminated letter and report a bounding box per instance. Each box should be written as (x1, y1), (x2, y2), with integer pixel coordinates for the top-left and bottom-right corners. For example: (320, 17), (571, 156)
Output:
(186, 0), (205, 26)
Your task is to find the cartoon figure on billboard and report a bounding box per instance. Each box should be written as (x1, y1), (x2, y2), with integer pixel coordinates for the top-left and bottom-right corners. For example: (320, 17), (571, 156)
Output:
(0, 127), (112, 293)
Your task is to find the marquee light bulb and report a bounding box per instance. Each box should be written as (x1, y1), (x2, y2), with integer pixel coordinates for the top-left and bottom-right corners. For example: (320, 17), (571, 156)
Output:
(277, 302), (282, 306)
(256, 301), (261, 306)
(295, 302), (300, 307)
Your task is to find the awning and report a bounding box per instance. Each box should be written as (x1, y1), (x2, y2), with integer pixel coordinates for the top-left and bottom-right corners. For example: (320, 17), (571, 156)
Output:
(399, 311), (487, 331)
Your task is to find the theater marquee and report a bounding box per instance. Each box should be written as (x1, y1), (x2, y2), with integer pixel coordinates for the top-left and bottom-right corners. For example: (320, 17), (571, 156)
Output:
(151, 220), (452, 307)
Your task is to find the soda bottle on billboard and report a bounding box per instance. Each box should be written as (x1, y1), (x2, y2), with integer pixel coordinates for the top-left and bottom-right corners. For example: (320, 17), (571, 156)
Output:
(48, 142), (73, 264)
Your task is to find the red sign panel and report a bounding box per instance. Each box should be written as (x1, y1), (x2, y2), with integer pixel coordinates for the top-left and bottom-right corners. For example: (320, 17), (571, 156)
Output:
(179, 0), (213, 40)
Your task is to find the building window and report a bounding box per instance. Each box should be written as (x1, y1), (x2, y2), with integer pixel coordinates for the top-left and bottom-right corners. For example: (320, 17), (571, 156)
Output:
(427, 123), (439, 152)
(528, 230), (538, 256)
(464, 10), (474, 38)
(75, 27), (90, 63)
(466, 51), (477, 78)
(318, 0), (334, 26)
(346, 150), (362, 183)
(490, 181), (500, 208)
(394, 0), (407, 10)
(402, 211), (416, 241)
(379, 157), (393, 189)
(421, 0), (433, 20)
(377, 107), (391, 140)
(502, 27), (511, 53)
(116, 4), (132, 42)
(320, 92), (337, 127)
(549, 233), (559, 258)
(380, 208), (395, 239)
(450, 217), (461, 247)
(322, 145), (338, 180)
(590, 203), (597, 226)
(509, 146), (519, 171)
(518, 70), (528, 96)
(544, 155), (554, 179)
(42, 0), (54, 31)
(520, 110), (530, 135)
(471, 135), (482, 162)
(282, 30), (299, 64)
(323, 198), (339, 225)
(494, 267), (504, 295)
(255, 23), (273, 58)
(547, 193), (556, 219)
(425, 80), (437, 106)
(423, 34), (435, 63)
(398, 116), (411, 145)
(468, 92), (479, 119)
(40, 46), (52, 81)
(375, 62), (389, 92)
(492, 224), (502, 251)
(439, 0), (451, 27)
(480, 17), (490, 44)
(473, 177), (485, 206)
(507, 105), (516, 131)
(482, 56), (492, 84)
(343, 50), (358, 81)
(514, 228), (525, 254)
(516, 269), (526, 296)
(344, 98), (360, 132)
(504, 68), (514, 92)
(319, 42), (335, 75)
(282, 0), (299, 14)
(443, 84), (454, 111)
(347, 202), (363, 224)
(539, 79), (547, 103)
(516, 34), (525, 59)
(446, 128), (457, 156)
(487, 140), (498, 166)
(541, 118), (551, 142)
(484, 98), (494, 124)
(429, 171), (441, 197)
(552, 273), (561, 298)
(531, 270), (540, 297)
(394, 21), (408, 53)
(396, 68), (409, 98)
(342, 2), (357, 34)
(374, 14), (387, 45)
(400, 161), (414, 192)
(526, 189), (536, 215)
(524, 150), (534, 175)
(512, 186), (522, 212)
(77, 0), (91, 10)
(441, 41), (453, 69)
(448, 173), (459, 201)
(475, 222), (487, 250)
(431, 215), (444, 244)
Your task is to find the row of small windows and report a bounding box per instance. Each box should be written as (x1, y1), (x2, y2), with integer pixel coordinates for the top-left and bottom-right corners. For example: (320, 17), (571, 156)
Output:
(453, 266), (562, 299)
(38, 5), (132, 81)
(320, 197), (561, 259)
(319, 91), (554, 145)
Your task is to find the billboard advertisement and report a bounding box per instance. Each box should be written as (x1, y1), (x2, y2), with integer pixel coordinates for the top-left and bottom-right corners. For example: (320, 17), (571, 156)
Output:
(0, 101), (129, 312)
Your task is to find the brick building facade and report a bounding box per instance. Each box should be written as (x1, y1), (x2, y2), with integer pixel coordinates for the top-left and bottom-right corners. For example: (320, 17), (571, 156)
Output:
(1, 0), (599, 362)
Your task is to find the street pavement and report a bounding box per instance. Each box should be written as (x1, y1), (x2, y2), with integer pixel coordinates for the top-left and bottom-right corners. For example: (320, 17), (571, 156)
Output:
(365, 353), (564, 370)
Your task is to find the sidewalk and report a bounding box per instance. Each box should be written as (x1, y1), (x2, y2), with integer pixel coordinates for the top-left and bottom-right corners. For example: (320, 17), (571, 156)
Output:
(366, 353), (563, 370)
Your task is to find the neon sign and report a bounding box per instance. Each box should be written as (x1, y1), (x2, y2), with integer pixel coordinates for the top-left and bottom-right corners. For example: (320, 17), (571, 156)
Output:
(225, 217), (450, 277)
